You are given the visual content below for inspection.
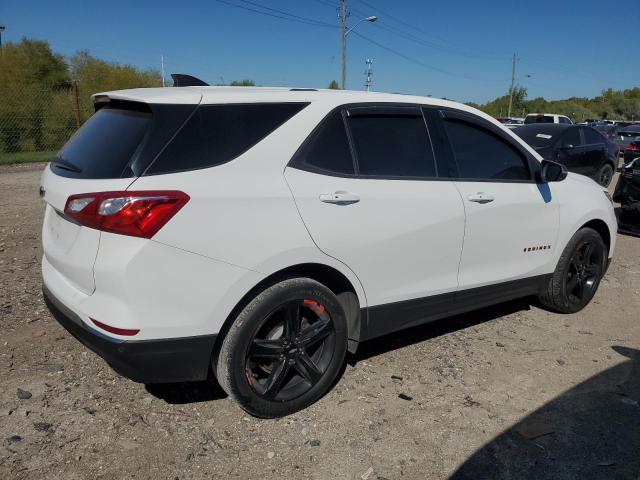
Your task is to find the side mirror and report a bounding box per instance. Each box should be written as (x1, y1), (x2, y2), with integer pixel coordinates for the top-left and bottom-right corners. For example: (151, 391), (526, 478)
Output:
(540, 159), (568, 182)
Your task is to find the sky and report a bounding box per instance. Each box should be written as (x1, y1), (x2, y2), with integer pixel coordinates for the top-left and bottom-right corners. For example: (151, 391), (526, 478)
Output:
(1, 0), (638, 104)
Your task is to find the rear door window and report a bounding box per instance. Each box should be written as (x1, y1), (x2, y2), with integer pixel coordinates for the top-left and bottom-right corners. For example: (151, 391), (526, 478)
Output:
(289, 110), (355, 175)
(583, 127), (603, 145)
(346, 113), (437, 177)
(442, 118), (530, 181)
(53, 105), (151, 179)
(146, 103), (308, 175)
(560, 128), (583, 148)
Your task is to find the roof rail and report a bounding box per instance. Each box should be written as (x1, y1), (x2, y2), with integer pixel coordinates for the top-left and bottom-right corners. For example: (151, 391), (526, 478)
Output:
(171, 74), (209, 87)
(289, 88), (317, 91)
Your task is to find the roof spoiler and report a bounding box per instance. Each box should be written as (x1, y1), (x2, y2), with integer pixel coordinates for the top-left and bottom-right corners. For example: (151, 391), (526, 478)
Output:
(171, 74), (209, 87)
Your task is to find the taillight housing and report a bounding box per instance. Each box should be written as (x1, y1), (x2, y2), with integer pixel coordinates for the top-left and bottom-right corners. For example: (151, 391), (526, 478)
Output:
(64, 190), (189, 238)
(627, 143), (639, 151)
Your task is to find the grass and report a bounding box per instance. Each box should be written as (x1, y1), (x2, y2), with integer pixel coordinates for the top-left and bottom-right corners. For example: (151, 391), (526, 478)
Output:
(0, 150), (57, 166)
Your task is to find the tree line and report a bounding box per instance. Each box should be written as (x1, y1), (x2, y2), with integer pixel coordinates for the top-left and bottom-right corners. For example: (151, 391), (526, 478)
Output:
(469, 86), (640, 122)
(1, 37), (638, 160)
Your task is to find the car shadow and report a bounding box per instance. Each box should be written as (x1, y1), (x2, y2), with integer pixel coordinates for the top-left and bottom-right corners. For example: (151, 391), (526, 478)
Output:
(349, 297), (532, 365)
(145, 377), (227, 404)
(450, 345), (640, 480)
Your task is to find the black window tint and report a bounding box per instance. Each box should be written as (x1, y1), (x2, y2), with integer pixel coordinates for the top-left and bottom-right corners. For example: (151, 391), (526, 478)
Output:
(443, 119), (530, 180)
(561, 128), (582, 148)
(583, 127), (603, 145)
(54, 105), (151, 179)
(292, 110), (354, 174)
(148, 103), (307, 175)
(347, 115), (437, 177)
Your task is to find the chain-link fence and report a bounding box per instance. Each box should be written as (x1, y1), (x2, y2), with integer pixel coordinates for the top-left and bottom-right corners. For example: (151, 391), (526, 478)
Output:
(0, 81), (90, 165)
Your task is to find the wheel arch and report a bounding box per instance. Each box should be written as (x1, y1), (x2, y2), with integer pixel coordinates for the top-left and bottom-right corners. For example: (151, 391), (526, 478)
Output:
(212, 263), (365, 371)
(580, 218), (611, 254)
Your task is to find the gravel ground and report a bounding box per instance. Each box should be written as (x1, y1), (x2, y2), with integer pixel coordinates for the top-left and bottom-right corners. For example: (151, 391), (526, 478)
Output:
(1, 163), (639, 480)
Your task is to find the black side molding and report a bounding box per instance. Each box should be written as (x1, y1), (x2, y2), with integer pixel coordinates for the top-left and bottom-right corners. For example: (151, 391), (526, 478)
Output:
(361, 275), (550, 342)
(171, 74), (209, 87)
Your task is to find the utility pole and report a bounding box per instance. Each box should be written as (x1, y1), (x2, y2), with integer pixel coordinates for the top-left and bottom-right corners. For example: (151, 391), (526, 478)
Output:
(0, 25), (5, 51)
(161, 55), (165, 87)
(341, 0), (347, 90)
(507, 52), (516, 118)
(71, 80), (81, 129)
(364, 58), (373, 92)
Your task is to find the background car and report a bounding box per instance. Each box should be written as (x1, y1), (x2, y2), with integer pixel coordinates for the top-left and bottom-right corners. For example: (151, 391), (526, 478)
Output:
(612, 157), (640, 235)
(524, 113), (573, 125)
(616, 125), (640, 157)
(513, 124), (617, 186)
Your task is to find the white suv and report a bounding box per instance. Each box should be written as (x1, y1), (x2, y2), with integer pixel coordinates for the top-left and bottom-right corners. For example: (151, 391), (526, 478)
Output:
(41, 87), (616, 417)
(524, 113), (573, 125)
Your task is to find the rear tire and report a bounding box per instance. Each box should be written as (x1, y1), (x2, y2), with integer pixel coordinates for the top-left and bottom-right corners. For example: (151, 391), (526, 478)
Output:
(216, 277), (347, 418)
(596, 163), (614, 187)
(538, 227), (607, 313)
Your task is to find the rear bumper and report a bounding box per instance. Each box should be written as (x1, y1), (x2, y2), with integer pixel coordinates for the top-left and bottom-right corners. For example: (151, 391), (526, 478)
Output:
(43, 285), (216, 384)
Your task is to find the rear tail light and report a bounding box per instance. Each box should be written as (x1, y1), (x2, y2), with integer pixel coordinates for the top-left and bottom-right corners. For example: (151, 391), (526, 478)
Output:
(627, 143), (639, 151)
(64, 190), (189, 238)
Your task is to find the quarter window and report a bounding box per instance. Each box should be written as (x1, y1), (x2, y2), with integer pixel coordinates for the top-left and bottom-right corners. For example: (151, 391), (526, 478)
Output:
(347, 114), (437, 177)
(442, 119), (530, 180)
(147, 103), (308, 175)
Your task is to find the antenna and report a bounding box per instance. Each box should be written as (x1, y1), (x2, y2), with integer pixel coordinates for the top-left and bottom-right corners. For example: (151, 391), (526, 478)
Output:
(364, 58), (373, 92)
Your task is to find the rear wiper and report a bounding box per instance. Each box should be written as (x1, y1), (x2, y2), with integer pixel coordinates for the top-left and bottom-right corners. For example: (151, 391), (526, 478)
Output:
(51, 157), (82, 173)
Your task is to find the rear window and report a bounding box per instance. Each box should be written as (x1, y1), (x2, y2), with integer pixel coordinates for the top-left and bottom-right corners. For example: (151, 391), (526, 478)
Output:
(524, 115), (554, 124)
(513, 128), (556, 148)
(146, 103), (308, 175)
(53, 105), (151, 179)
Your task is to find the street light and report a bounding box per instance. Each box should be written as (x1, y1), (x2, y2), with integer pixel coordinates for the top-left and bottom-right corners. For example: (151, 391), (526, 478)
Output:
(342, 14), (377, 90)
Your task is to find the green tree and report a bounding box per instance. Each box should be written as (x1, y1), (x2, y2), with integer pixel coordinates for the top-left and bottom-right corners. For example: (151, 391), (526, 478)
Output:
(328, 80), (339, 90)
(229, 79), (256, 86)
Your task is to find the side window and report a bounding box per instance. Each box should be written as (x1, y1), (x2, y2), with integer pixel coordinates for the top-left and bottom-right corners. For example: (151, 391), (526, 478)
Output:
(559, 117), (571, 124)
(442, 118), (530, 180)
(560, 128), (582, 148)
(583, 127), (603, 145)
(290, 110), (354, 175)
(147, 103), (308, 175)
(347, 114), (437, 177)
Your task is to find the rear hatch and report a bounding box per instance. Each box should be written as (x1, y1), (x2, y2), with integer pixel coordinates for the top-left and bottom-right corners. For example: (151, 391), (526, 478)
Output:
(41, 97), (197, 294)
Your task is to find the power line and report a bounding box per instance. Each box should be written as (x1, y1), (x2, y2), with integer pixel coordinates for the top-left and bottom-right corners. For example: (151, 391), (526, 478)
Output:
(351, 31), (503, 83)
(213, 0), (338, 28)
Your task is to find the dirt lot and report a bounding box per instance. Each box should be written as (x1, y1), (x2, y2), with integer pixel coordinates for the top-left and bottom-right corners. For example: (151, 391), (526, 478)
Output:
(1, 163), (639, 480)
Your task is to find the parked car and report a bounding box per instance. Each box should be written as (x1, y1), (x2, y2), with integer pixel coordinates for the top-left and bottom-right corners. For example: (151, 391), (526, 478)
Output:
(623, 139), (640, 164)
(524, 113), (573, 125)
(41, 86), (617, 417)
(613, 157), (640, 236)
(496, 117), (524, 128)
(513, 124), (617, 186)
(616, 125), (640, 156)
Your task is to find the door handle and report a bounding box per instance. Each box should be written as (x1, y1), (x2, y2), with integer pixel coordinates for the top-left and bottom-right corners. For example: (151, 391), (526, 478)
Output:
(319, 191), (360, 205)
(467, 193), (494, 204)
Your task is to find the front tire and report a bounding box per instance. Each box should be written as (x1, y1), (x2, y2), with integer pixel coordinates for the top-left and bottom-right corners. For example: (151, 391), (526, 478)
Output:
(216, 278), (348, 418)
(539, 227), (607, 313)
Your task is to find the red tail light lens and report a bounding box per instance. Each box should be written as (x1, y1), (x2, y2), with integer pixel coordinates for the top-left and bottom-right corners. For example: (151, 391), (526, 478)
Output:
(64, 190), (189, 238)
(627, 143), (639, 151)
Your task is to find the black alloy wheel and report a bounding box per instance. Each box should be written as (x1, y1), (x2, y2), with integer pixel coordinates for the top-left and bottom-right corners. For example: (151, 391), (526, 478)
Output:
(565, 240), (605, 306)
(597, 163), (614, 187)
(216, 277), (348, 418)
(245, 299), (335, 402)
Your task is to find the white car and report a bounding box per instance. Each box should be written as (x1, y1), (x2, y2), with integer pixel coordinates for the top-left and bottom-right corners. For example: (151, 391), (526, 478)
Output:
(41, 86), (616, 417)
(524, 113), (573, 125)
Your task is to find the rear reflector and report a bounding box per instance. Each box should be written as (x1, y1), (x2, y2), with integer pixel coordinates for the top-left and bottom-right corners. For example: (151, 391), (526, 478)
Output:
(90, 318), (140, 336)
(64, 190), (189, 238)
